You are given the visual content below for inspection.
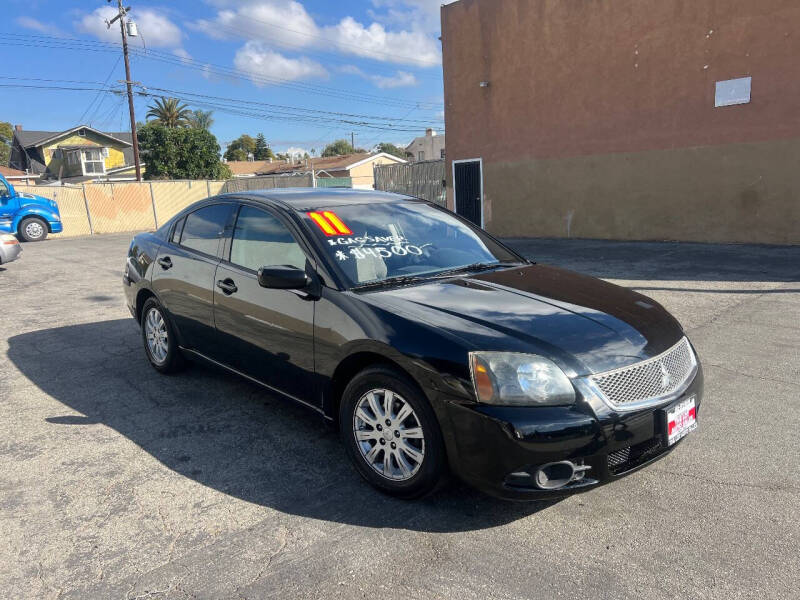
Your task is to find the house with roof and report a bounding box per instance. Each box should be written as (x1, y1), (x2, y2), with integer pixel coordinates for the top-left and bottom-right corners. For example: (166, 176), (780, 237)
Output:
(405, 129), (445, 162)
(225, 152), (406, 189)
(9, 125), (139, 182)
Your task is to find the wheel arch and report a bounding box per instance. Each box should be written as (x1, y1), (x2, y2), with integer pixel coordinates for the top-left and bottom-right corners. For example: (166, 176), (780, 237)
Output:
(135, 288), (158, 323)
(324, 351), (426, 425)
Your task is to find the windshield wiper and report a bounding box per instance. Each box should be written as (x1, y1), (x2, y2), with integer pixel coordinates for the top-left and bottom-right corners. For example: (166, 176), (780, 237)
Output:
(352, 274), (430, 291)
(430, 261), (521, 279)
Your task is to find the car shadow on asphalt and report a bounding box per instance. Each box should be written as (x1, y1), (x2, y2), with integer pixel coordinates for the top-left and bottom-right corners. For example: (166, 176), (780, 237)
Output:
(7, 318), (559, 533)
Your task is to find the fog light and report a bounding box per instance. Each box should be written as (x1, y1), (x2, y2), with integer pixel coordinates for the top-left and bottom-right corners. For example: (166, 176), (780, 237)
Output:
(534, 461), (577, 490)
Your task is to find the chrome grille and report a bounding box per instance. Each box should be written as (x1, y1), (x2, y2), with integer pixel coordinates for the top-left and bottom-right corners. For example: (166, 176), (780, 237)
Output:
(588, 337), (696, 409)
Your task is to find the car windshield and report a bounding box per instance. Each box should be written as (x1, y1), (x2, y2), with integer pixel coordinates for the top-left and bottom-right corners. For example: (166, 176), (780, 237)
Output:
(303, 201), (525, 288)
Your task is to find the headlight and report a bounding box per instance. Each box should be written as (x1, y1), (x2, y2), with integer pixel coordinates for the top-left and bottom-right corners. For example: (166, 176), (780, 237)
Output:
(469, 352), (575, 406)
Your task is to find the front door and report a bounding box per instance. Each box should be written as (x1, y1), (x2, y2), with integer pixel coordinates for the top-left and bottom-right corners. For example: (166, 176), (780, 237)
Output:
(0, 179), (18, 233)
(453, 159), (483, 227)
(213, 204), (317, 404)
(151, 202), (234, 355)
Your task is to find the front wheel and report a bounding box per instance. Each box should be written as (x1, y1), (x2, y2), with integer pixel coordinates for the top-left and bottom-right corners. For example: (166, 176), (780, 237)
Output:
(339, 366), (447, 499)
(140, 297), (185, 374)
(18, 217), (48, 242)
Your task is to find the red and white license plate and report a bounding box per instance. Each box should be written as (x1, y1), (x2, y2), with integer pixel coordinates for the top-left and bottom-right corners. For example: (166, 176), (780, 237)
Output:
(666, 396), (697, 446)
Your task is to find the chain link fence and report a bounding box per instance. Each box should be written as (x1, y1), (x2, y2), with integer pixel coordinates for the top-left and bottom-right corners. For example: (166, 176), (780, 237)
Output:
(16, 180), (221, 237)
(374, 160), (446, 206)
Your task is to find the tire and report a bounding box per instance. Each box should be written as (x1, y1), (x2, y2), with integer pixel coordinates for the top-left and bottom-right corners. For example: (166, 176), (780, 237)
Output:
(18, 217), (48, 242)
(140, 297), (185, 374)
(339, 366), (447, 499)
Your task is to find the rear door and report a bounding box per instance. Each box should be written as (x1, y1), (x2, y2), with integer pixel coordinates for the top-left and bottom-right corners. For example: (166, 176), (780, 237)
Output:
(213, 204), (317, 403)
(152, 202), (235, 355)
(453, 159), (483, 227)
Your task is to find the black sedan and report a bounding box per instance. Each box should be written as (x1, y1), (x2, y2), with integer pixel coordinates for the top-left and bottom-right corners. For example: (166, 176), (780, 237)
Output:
(123, 189), (702, 500)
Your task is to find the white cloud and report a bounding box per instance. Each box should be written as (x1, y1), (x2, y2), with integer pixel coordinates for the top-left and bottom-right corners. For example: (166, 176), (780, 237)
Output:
(326, 17), (439, 67)
(340, 65), (418, 89)
(75, 7), (183, 49)
(369, 0), (458, 33)
(193, 1), (441, 67)
(15, 17), (63, 37)
(372, 71), (418, 89)
(284, 146), (309, 158)
(234, 41), (327, 84)
(193, 1), (318, 49)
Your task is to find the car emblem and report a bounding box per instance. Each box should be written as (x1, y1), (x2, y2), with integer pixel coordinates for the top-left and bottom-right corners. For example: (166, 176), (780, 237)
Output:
(660, 363), (671, 389)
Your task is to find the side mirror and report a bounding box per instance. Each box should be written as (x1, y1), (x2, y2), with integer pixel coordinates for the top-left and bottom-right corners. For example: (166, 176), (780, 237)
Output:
(257, 265), (310, 290)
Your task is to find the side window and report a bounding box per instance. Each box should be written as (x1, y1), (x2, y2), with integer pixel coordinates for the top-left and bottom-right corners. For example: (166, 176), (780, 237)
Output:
(0, 180), (9, 198)
(170, 217), (185, 244)
(230, 206), (306, 272)
(180, 204), (231, 256)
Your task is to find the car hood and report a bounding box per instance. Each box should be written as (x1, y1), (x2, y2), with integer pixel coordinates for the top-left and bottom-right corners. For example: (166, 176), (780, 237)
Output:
(18, 192), (59, 212)
(359, 264), (684, 376)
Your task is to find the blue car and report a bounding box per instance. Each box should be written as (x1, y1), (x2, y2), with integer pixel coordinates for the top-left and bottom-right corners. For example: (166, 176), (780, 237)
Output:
(0, 173), (63, 242)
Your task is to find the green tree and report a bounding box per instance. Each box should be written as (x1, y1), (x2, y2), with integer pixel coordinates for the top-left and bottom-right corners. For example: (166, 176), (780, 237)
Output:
(321, 139), (356, 157)
(253, 133), (275, 160)
(188, 109), (215, 130)
(137, 123), (230, 180)
(375, 142), (405, 159)
(146, 97), (193, 128)
(0, 121), (12, 166)
(224, 134), (257, 161)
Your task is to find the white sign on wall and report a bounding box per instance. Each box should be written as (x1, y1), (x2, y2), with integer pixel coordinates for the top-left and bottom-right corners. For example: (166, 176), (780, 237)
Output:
(715, 77), (752, 107)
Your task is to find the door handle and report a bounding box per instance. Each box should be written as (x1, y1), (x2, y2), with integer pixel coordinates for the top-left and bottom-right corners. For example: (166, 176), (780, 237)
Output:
(216, 278), (238, 295)
(157, 257), (173, 270)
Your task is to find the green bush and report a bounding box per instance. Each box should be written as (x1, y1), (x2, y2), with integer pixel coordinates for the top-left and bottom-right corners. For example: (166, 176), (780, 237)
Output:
(138, 123), (230, 180)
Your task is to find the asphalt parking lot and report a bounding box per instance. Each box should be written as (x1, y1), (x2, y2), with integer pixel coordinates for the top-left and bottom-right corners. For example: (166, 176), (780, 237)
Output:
(1, 233), (798, 599)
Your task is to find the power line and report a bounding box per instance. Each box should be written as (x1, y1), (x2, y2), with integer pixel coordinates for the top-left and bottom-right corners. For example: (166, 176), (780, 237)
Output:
(0, 81), (444, 135)
(0, 77), (442, 129)
(78, 55), (123, 124)
(0, 33), (444, 111)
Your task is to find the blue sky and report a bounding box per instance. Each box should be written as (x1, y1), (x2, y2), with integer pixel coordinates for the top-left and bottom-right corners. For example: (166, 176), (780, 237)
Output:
(1, 0), (449, 156)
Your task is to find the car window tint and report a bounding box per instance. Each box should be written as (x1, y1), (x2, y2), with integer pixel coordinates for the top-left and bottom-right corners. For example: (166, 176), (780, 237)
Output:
(180, 204), (230, 256)
(230, 206), (306, 272)
(170, 217), (185, 244)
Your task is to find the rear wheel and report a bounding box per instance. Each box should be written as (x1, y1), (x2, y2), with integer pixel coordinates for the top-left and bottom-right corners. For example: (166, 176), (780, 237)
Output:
(140, 297), (185, 374)
(339, 366), (446, 499)
(18, 217), (48, 242)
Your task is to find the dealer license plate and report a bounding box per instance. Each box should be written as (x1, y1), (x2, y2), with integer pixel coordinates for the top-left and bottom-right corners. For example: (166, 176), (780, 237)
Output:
(666, 396), (697, 446)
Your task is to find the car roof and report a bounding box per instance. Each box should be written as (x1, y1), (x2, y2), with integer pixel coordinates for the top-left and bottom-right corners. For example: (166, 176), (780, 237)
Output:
(231, 188), (417, 212)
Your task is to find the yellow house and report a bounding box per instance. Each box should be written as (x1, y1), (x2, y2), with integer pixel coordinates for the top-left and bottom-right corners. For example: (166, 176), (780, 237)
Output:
(9, 125), (139, 182)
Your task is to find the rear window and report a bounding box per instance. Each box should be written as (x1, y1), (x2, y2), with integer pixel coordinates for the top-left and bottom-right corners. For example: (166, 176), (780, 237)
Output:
(180, 204), (231, 256)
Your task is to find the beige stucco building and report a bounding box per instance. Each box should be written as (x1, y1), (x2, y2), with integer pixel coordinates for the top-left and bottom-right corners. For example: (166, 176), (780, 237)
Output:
(442, 0), (800, 244)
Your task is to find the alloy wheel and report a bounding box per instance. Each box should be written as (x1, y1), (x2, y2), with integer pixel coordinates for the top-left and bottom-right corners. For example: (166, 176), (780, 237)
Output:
(144, 307), (169, 364)
(353, 388), (425, 481)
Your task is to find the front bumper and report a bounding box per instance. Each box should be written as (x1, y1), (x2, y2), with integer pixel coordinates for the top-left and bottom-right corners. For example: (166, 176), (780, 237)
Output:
(442, 365), (704, 500)
(50, 221), (63, 234)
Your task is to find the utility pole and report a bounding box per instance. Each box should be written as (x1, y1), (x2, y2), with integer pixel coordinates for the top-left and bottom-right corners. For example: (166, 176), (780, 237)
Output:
(107, 0), (142, 181)
(351, 132), (355, 150)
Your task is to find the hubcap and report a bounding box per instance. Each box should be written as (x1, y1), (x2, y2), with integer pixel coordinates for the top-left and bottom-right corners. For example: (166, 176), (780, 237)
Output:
(353, 388), (425, 481)
(144, 308), (169, 364)
(25, 221), (44, 239)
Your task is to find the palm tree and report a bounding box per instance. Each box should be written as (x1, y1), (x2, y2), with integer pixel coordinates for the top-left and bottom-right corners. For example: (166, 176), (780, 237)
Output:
(188, 109), (214, 130)
(146, 97), (193, 128)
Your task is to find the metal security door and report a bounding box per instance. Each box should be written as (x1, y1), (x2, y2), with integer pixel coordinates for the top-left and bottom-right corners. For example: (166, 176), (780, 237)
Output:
(453, 159), (483, 227)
